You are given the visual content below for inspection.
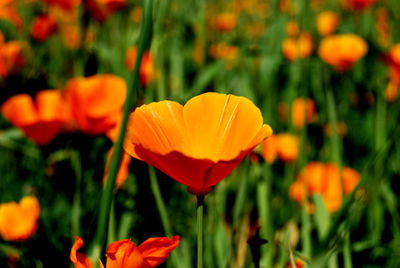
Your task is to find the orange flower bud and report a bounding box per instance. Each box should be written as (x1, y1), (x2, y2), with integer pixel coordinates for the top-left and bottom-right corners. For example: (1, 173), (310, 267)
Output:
(30, 14), (57, 42)
(282, 33), (313, 61)
(318, 34), (368, 71)
(291, 98), (316, 129)
(125, 46), (156, 86)
(0, 196), (40, 241)
(316, 11), (339, 36)
(210, 12), (238, 32)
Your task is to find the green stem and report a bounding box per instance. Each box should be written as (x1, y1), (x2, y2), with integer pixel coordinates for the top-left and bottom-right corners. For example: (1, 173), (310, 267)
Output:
(90, 0), (154, 262)
(197, 195), (204, 268)
(148, 166), (172, 236)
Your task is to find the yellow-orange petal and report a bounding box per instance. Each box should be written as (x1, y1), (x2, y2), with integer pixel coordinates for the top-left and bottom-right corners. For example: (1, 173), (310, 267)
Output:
(277, 134), (299, 162)
(70, 237), (93, 268)
(1, 94), (39, 127)
(0, 196), (40, 241)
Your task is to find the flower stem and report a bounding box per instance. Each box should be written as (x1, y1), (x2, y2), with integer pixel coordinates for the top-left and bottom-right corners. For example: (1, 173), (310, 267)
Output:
(197, 195), (204, 268)
(90, 0), (154, 263)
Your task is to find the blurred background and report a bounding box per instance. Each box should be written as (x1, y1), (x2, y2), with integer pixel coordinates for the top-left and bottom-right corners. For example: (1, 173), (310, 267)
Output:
(0, 0), (399, 267)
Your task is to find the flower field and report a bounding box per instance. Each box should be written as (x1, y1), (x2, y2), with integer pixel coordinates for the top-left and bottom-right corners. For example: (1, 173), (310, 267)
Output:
(0, 0), (399, 267)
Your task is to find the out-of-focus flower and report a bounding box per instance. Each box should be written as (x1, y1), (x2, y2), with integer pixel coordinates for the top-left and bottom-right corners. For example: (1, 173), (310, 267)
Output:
(0, 0), (23, 29)
(343, 0), (376, 11)
(282, 33), (313, 61)
(86, 0), (125, 22)
(71, 236), (180, 268)
(0, 196), (40, 241)
(41, 0), (81, 11)
(289, 162), (361, 213)
(2, 90), (68, 145)
(385, 81), (399, 102)
(286, 21), (299, 37)
(291, 98), (316, 129)
(318, 34), (368, 71)
(126, 47), (156, 86)
(209, 42), (239, 62)
(262, 134), (299, 163)
(124, 92), (272, 195)
(316, 11), (339, 36)
(70, 237), (93, 268)
(64, 74), (126, 135)
(103, 149), (131, 189)
(130, 6), (142, 23)
(375, 7), (390, 48)
(209, 12), (237, 32)
(60, 24), (81, 49)
(30, 14), (57, 42)
(324, 121), (348, 136)
(0, 34), (25, 78)
(383, 44), (400, 85)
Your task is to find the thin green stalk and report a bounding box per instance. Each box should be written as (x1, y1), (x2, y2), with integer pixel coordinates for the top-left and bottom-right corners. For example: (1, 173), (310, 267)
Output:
(107, 199), (116, 246)
(197, 195), (204, 268)
(71, 152), (81, 238)
(90, 0), (154, 262)
(148, 166), (184, 268)
(148, 166), (172, 235)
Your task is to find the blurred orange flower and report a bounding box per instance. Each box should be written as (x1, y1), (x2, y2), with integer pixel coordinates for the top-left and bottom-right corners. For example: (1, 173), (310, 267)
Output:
(318, 34), (368, 71)
(71, 236), (180, 268)
(41, 0), (81, 11)
(282, 33), (313, 61)
(383, 44), (400, 86)
(103, 149), (131, 189)
(85, 0), (125, 22)
(291, 98), (316, 129)
(262, 133), (299, 163)
(316, 11), (339, 36)
(30, 14), (57, 42)
(0, 196), (40, 241)
(209, 42), (239, 63)
(126, 46), (156, 86)
(289, 162), (361, 213)
(286, 21), (299, 37)
(210, 12), (238, 32)
(0, 0), (23, 28)
(2, 90), (68, 145)
(124, 92), (272, 195)
(343, 0), (376, 11)
(64, 74), (127, 135)
(0, 35), (25, 78)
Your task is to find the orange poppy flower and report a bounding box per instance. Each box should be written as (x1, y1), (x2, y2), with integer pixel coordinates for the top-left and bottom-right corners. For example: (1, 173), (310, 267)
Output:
(342, 0), (376, 11)
(289, 162), (361, 213)
(1, 90), (68, 145)
(30, 14), (57, 42)
(318, 34), (368, 71)
(0, 196), (40, 241)
(316, 11), (339, 36)
(285, 21), (299, 37)
(124, 92), (272, 195)
(85, 0), (125, 22)
(0, 36), (25, 78)
(262, 133), (299, 163)
(71, 236), (180, 268)
(291, 98), (316, 129)
(210, 12), (238, 32)
(383, 44), (400, 86)
(125, 46), (156, 86)
(282, 33), (313, 61)
(64, 74), (127, 135)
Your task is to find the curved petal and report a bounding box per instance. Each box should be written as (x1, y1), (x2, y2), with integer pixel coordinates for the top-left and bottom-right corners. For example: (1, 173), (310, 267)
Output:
(182, 92), (269, 161)
(36, 90), (66, 122)
(106, 239), (147, 268)
(138, 236), (180, 267)
(1, 94), (38, 127)
(70, 237), (93, 268)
